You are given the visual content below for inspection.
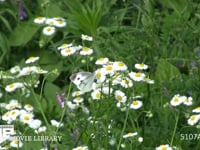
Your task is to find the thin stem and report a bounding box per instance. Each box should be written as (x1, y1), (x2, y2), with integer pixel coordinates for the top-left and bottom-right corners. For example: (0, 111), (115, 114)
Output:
(170, 112), (179, 145)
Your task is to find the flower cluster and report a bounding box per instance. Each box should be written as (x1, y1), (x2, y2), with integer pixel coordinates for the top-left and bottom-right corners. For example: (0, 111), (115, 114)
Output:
(34, 16), (67, 36)
(187, 106), (200, 125)
(4, 56), (47, 94)
(57, 34), (93, 57)
(170, 94), (193, 107)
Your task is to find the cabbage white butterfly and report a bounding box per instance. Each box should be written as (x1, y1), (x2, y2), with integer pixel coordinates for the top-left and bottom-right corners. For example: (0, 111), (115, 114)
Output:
(70, 72), (96, 93)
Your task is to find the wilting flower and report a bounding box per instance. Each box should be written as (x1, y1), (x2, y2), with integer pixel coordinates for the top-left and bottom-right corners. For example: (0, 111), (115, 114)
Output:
(81, 34), (93, 41)
(51, 120), (64, 128)
(57, 43), (73, 50)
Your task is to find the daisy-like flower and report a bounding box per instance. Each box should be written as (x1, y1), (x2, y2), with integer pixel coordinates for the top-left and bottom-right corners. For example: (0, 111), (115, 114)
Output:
(102, 86), (113, 94)
(95, 57), (109, 65)
(35, 68), (48, 74)
(25, 56), (39, 64)
(138, 137), (143, 143)
(43, 26), (56, 36)
(72, 91), (84, 97)
(80, 47), (93, 55)
(123, 132), (138, 138)
(28, 119), (42, 129)
(91, 90), (102, 100)
(115, 90), (127, 103)
(10, 140), (23, 148)
(57, 43), (73, 50)
(54, 19), (67, 28)
(67, 101), (77, 110)
(60, 47), (76, 56)
(187, 114), (200, 125)
(72, 146), (88, 150)
(45, 18), (56, 26)
(24, 104), (34, 112)
(192, 107), (200, 113)
(95, 69), (106, 83)
(183, 96), (193, 106)
(113, 61), (127, 71)
(34, 16), (46, 24)
(155, 144), (173, 150)
(9, 99), (21, 108)
(5, 103), (16, 110)
(144, 77), (155, 84)
(81, 34), (93, 41)
(135, 63), (148, 70)
(170, 94), (183, 106)
(50, 120), (64, 128)
(2, 111), (11, 122)
(20, 113), (34, 124)
(103, 64), (115, 75)
(10, 66), (21, 74)
(9, 109), (20, 120)
(129, 72), (146, 82)
(5, 82), (24, 92)
(130, 100), (143, 109)
(121, 77), (133, 88)
(17, 66), (37, 77)
(73, 97), (84, 104)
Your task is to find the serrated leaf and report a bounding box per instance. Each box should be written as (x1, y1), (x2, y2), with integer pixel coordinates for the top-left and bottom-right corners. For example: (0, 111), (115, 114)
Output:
(155, 59), (181, 83)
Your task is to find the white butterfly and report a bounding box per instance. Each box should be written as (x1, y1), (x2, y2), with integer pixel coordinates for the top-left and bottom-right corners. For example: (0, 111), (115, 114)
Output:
(70, 72), (96, 93)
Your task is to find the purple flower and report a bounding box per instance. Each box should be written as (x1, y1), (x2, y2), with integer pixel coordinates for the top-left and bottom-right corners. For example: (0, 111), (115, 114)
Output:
(19, 1), (28, 20)
(56, 92), (66, 108)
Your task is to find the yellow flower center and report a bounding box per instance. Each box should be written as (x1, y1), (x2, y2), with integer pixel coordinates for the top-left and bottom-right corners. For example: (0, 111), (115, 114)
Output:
(14, 140), (19, 145)
(174, 97), (179, 102)
(96, 72), (102, 79)
(135, 73), (141, 77)
(28, 56), (35, 60)
(124, 79), (129, 84)
(106, 65), (113, 71)
(127, 132), (133, 136)
(9, 105), (15, 110)
(9, 84), (15, 88)
(191, 115), (196, 121)
(38, 16), (43, 20)
(24, 116), (30, 121)
(98, 58), (105, 61)
(118, 62), (124, 67)
(160, 145), (167, 150)
(117, 95), (122, 101)
(83, 47), (89, 52)
(47, 27), (52, 32)
(96, 92), (101, 99)
(132, 101), (138, 105)
(76, 97), (81, 101)
(27, 104), (32, 108)
(77, 147), (83, 150)
(139, 64), (144, 67)
(65, 48), (71, 53)
(11, 111), (16, 115)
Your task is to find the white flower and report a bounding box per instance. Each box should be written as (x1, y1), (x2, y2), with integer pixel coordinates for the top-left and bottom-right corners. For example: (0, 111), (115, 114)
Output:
(144, 77), (155, 84)
(54, 19), (67, 27)
(28, 119), (42, 129)
(67, 101), (77, 109)
(115, 90), (127, 103)
(35, 68), (48, 74)
(5, 82), (24, 92)
(188, 115), (200, 125)
(102, 64), (115, 75)
(123, 132), (138, 138)
(2, 112), (11, 122)
(81, 34), (93, 41)
(60, 47), (76, 56)
(113, 61), (127, 71)
(102, 86), (113, 94)
(192, 107), (200, 113)
(73, 97), (84, 104)
(43, 26), (56, 36)
(10, 140), (23, 148)
(10, 66), (21, 74)
(72, 91), (84, 97)
(129, 72), (145, 82)
(80, 47), (93, 55)
(9, 109), (20, 120)
(170, 94), (183, 106)
(57, 43), (73, 50)
(156, 144), (173, 150)
(95, 69), (106, 83)
(130, 100), (143, 109)
(25, 56), (39, 64)
(91, 90), (102, 100)
(72, 146), (88, 150)
(135, 63), (148, 70)
(95, 57), (109, 65)
(121, 77), (133, 88)
(138, 137), (143, 143)
(182, 96), (193, 106)
(34, 16), (46, 24)
(50, 120), (63, 128)
(24, 104), (34, 111)
(45, 18), (56, 26)
(20, 113), (34, 124)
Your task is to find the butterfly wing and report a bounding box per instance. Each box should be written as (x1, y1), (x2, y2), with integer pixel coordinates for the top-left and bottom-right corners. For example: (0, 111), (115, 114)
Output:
(70, 72), (95, 92)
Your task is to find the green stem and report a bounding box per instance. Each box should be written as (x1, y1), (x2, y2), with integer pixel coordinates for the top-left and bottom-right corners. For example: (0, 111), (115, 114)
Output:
(170, 112), (179, 145)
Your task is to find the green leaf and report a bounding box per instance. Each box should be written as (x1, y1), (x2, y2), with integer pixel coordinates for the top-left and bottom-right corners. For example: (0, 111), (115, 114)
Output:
(9, 20), (40, 46)
(0, 32), (10, 64)
(155, 59), (181, 83)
